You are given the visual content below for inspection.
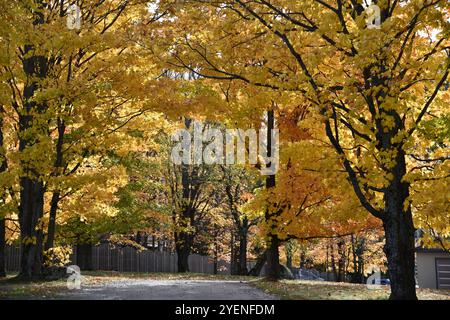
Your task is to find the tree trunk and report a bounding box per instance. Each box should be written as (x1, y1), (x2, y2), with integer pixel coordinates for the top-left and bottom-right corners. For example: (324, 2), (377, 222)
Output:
(18, 178), (45, 279)
(383, 193), (417, 299)
(176, 242), (190, 273)
(381, 141), (417, 300)
(45, 191), (60, 251)
(0, 218), (5, 277)
(174, 226), (192, 273)
(265, 235), (280, 280)
(175, 217), (192, 273)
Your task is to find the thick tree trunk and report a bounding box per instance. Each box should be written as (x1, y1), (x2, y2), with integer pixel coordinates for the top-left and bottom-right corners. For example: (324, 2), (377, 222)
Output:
(176, 241), (190, 273)
(18, 178), (45, 279)
(383, 190), (417, 299)
(379, 140), (417, 300)
(265, 235), (280, 280)
(0, 218), (5, 277)
(175, 216), (193, 273)
(383, 215), (417, 299)
(174, 225), (192, 273)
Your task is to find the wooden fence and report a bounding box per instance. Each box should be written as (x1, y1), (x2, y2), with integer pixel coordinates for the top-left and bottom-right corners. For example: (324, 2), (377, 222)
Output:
(4, 244), (230, 274)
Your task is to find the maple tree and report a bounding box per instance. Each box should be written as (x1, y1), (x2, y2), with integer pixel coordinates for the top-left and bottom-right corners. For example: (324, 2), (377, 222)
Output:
(0, 0), (172, 279)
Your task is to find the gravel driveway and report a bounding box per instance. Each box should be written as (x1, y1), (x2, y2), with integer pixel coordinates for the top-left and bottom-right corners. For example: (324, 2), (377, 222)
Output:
(59, 279), (279, 300)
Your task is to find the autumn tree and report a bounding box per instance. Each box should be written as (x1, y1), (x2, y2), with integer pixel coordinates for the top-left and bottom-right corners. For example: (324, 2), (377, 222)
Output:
(0, 0), (173, 279)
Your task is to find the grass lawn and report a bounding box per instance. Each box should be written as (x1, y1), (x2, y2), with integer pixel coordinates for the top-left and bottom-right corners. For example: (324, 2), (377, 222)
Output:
(252, 279), (450, 300)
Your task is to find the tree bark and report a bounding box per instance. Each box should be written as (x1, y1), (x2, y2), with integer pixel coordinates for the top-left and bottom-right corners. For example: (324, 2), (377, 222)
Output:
(265, 234), (280, 280)
(383, 183), (417, 299)
(45, 191), (60, 251)
(174, 206), (193, 273)
(18, 178), (45, 279)
(380, 136), (417, 299)
(176, 237), (191, 273)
